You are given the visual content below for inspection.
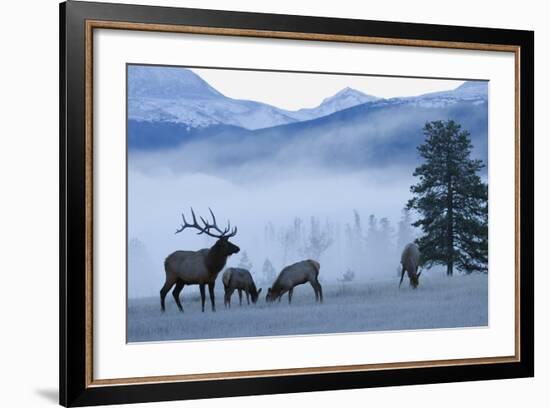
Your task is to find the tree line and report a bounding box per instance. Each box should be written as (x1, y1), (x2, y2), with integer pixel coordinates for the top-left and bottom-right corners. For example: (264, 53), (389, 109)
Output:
(258, 119), (489, 281)
(258, 209), (416, 284)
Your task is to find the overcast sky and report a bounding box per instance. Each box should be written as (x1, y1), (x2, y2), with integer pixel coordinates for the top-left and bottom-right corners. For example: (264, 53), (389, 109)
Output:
(191, 68), (465, 110)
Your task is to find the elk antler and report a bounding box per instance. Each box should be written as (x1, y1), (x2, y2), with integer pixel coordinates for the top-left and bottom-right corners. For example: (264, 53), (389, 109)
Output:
(175, 208), (237, 239)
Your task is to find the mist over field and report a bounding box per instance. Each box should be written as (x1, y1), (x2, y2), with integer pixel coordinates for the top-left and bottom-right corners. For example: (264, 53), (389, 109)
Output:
(128, 160), (417, 298)
(126, 65), (489, 341)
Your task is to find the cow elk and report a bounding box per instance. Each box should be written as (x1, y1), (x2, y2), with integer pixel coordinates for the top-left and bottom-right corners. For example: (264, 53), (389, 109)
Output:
(160, 208), (240, 313)
(399, 242), (422, 289)
(266, 260), (323, 304)
(222, 268), (262, 308)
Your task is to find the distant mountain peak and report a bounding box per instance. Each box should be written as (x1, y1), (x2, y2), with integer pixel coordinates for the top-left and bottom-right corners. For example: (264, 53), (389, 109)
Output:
(321, 87), (378, 105)
(333, 86), (359, 96)
(128, 65), (223, 99)
(413, 81), (488, 102)
(452, 81), (488, 97)
(283, 87), (380, 122)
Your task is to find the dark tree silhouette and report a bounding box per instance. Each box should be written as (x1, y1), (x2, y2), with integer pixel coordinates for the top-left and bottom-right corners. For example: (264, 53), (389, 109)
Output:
(407, 120), (488, 275)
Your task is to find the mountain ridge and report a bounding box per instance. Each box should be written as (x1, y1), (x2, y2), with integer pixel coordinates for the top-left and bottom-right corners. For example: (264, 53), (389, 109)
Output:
(129, 66), (382, 129)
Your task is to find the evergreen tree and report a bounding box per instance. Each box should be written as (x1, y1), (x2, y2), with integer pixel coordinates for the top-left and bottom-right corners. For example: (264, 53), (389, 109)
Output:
(407, 120), (488, 275)
(365, 214), (379, 250)
(378, 217), (395, 250)
(396, 209), (415, 253)
(262, 258), (276, 284)
(238, 250), (253, 271)
(345, 209), (364, 273)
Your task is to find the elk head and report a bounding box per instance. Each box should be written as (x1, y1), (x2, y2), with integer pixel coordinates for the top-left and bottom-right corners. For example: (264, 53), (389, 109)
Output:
(409, 270), (422, 289)
(175, 208), (240, 257)
(265, 288), (278, 303)
(250, 288), (263, 304)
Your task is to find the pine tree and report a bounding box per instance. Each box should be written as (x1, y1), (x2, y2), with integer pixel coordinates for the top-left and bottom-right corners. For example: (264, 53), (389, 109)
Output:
(407, 120), (488, 275)
(262, 258), (276, 284)
(238, 251), (253, 271)
(378, 217), (395, 250)
(396, 209), (415, 253)
(365, 214), (379, 250)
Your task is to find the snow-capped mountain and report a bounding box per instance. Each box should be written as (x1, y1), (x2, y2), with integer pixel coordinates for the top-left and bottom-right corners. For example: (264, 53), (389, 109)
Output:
(399, 81), (488, 108)
(128, 65), (223, 99)
(289, 87), (379, 122)
(128, 65), (489, 162)
(128, 65), (379, 130)
(128, 65), (299, 129)
(424, 80), (488, 100)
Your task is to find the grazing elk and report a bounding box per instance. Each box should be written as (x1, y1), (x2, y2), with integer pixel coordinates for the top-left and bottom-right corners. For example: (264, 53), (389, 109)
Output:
(399, 242), (422, 289)
(222, 268), (262, 308)
(160, 208), (240, 313)
(266, 260), (323, 304)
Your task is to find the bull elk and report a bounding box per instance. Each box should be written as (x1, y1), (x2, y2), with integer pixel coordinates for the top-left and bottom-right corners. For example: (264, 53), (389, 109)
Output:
(160, 208), (239, 313)
(266, 260), (323, 304)
(222, 268), (262, 308)
(399, 242), (422, 289)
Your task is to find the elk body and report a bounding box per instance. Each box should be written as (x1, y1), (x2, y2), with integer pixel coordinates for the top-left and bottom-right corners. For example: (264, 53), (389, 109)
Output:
(399, 242), (422, 289)
(222, 268), (262, 308)
(266, 260), (323, 304)
(160, 209), (239, 313)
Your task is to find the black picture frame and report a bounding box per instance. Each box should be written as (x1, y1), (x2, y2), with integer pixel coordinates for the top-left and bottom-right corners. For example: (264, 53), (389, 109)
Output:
(60, 1), (534, 406)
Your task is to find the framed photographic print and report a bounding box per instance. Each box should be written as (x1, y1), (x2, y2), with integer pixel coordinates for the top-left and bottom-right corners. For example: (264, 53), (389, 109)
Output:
(59, 1), (534, 406)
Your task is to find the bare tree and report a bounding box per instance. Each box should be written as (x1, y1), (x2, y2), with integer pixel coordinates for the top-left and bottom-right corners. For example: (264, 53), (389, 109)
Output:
(338, 268), (356, 294)
(128, 237), (154, 298)
(301, 216), (334, 262)
(345, 209), (365, 273)
(277, 217), (303, 265)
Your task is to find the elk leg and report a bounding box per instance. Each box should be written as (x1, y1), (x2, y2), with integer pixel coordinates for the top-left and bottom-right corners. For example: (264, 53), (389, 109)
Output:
(226, 288), (234, 309)
(288, 288), (293, 304)
(224, 288), (230, 309)
(199, 284), (206, 312)
(208, 282), (216, 312)
(399, 266), (406, 288)
(172, 280), (185, 312)
(246, 291), (250, 305)
(238, 289), (243, 306)
(309, 280), (319, 302)
(160, 278), (176, 312)
(316, 281), (323, 303)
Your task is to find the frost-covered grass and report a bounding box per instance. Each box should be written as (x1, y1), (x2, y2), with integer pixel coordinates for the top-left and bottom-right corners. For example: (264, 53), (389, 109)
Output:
(127, 274), (487, 342)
